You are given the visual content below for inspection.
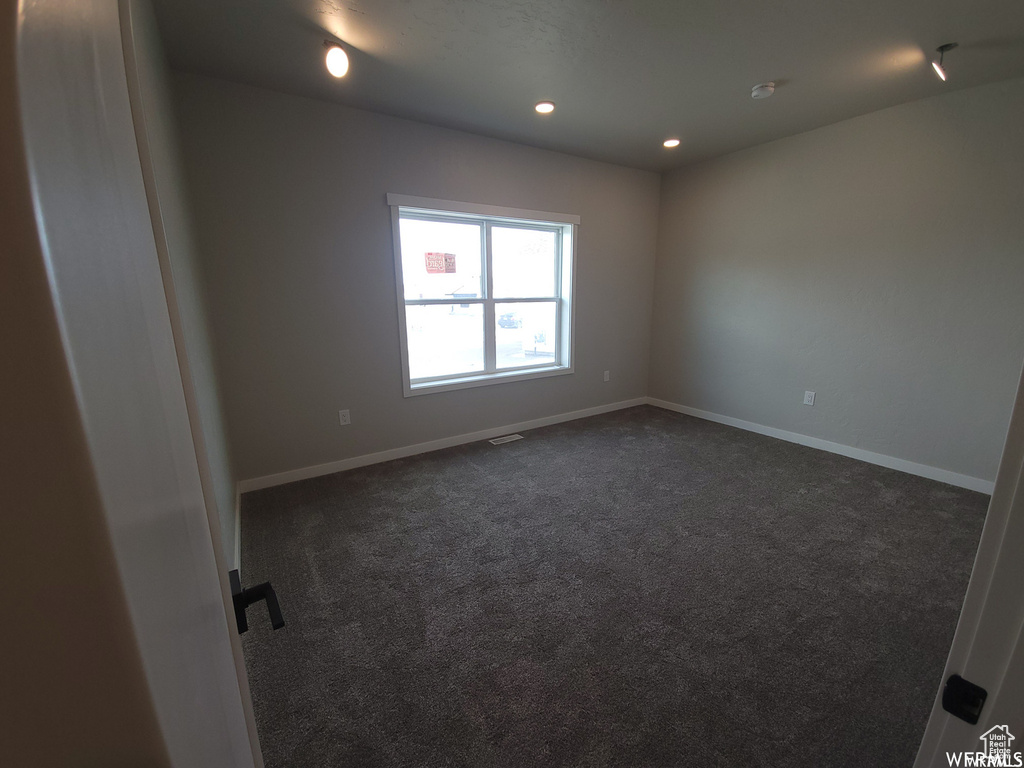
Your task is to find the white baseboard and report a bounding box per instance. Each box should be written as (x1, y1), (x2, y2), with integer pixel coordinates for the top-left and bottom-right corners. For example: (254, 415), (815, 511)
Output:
(238, 397), (648, 493)
(646, 397), (995, 495)
(236, 395), (994, 497)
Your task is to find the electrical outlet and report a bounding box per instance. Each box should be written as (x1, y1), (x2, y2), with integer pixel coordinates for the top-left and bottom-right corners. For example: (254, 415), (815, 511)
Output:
(803, 391), (815, 406)
(604, 370), (610, 382)
(338, 409), (351, 426)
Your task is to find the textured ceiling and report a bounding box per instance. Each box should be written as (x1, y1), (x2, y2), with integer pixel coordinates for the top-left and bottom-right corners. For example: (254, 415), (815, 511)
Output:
(150, 0), (1024, 170)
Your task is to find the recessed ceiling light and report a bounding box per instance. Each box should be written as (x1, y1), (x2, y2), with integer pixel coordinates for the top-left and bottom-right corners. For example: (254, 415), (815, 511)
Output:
(535, 101), (555, 114)
(324, 42), (349, 78)
(663, 138), (681, 148)
(932, 42), (958, 82)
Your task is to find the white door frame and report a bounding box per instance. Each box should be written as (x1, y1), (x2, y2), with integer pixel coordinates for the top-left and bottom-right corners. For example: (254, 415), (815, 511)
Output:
(915, 358), (1024, 766)
(17, 2), (259, 765)
(116, 0), (266, 762)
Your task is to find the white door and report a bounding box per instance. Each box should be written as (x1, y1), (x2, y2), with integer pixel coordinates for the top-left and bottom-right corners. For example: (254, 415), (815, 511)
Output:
(915, 359), (1024, 767)
(17, 1), (260, 765)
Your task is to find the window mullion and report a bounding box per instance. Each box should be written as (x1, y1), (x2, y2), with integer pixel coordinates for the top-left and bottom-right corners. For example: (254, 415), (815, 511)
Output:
(483, 222), (496, 373)
(404, 298), (486, 307)
(553, 228), (563, 365)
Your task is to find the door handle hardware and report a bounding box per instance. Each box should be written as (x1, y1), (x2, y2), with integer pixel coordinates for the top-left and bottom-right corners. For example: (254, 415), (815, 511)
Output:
(942, 673), (987, 725)
(229, 569), (285, 634)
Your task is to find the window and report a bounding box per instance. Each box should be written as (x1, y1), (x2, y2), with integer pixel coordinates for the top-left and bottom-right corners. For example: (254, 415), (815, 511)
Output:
(387, 194), (577, 396)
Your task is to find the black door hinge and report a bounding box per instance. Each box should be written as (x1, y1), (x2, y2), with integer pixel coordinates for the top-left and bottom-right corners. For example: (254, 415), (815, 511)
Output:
(942, 674), (987, 725)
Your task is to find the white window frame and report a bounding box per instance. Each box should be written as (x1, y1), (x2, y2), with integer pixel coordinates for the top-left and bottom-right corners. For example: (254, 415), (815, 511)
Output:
(387, 194), (578, 397)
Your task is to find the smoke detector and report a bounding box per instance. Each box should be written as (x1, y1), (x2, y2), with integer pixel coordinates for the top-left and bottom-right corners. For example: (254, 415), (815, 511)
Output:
(751, 82), (775, 99)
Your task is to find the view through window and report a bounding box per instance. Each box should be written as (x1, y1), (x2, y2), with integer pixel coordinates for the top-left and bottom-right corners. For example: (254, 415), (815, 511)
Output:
(388, 195), (577, 395)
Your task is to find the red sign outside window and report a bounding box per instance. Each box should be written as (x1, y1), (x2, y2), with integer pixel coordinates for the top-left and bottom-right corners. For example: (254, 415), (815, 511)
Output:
(425, 252), (457, 274)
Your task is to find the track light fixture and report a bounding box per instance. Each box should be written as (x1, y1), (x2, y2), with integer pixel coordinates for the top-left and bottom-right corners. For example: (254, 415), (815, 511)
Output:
(932, 43), (958, 82)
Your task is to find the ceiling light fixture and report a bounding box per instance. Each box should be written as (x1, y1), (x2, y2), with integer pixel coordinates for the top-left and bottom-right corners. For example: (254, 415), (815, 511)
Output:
(535, 101), (555, 114)
(931, 42), (958, 82)
(324, 41), (349, 78)
(663, 138), (681, 148)
(751, 82), (775, 100)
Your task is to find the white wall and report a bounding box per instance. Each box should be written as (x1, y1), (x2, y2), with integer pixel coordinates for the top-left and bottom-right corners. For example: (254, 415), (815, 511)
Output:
(172, 73), (661, 483)
(650, 78), (1024, 483)
(124, 2), (239, 563)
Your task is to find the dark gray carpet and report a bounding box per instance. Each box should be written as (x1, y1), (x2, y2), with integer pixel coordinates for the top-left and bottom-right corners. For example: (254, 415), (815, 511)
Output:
(240, 405), (988, 767)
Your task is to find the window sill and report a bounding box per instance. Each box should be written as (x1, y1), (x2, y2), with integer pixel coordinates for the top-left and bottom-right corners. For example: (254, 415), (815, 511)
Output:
(405, 364), (573, 397)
